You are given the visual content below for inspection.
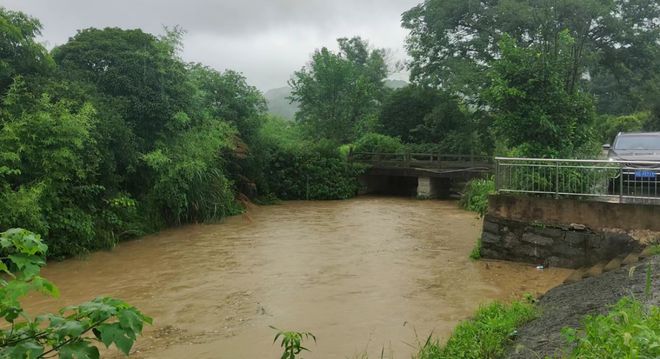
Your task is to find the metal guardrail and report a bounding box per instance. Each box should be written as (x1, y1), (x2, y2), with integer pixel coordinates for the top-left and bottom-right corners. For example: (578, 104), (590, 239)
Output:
(495, 157), (660, 202)
(349, 152), (493, 168)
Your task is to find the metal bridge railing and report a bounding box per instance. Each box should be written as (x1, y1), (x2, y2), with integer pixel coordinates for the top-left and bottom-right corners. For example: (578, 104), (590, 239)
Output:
(495, 157), (660, 202)
(349, 152), (493, 168)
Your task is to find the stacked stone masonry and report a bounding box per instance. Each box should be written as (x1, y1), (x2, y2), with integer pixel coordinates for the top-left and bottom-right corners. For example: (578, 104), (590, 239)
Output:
(481, 214), (644, 269)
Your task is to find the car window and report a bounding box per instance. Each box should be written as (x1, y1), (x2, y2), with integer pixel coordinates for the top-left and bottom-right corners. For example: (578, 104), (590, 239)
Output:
(614, 135), (660, 150)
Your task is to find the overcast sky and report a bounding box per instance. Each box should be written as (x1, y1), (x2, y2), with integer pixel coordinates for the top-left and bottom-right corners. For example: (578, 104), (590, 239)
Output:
(2, 0), (419, 91)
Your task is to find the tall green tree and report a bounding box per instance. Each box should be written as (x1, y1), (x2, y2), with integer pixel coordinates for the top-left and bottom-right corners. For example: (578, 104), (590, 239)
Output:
(52, 27), (193, 147)
(0, 81), (103, 257)
(402, 0), (660, 114)
(486, 33), (596, 157)
(378, 85), (443, 142)
(0, 7), (53, 97)
(289, 37), (388, 143)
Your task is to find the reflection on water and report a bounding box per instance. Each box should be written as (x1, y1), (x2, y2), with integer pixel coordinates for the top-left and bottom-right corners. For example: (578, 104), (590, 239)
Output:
(23, 197), (571, 358)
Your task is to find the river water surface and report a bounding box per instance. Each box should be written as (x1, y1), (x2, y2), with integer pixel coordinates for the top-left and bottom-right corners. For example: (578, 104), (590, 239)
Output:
(24, 197), (571, 358)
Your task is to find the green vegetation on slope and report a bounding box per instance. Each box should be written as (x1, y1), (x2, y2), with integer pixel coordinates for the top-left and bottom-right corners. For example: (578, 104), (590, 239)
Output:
(0, 8), (363, 259)
(417, 300), (536, 359)
(561, 296), (660, 358)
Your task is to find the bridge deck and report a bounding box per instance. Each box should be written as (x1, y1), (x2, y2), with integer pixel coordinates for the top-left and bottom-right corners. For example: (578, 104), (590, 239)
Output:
(349, 152), (493, 178)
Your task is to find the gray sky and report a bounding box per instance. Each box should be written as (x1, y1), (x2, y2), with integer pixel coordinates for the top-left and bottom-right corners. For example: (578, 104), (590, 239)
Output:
(2, 0), (419, 91)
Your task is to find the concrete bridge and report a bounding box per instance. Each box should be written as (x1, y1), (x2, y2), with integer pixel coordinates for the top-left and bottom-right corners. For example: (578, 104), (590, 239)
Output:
(349, 152), (493, 198)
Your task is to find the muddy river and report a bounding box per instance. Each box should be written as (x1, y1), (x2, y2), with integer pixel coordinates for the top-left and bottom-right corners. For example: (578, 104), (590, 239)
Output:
(24, 197), (571, 358)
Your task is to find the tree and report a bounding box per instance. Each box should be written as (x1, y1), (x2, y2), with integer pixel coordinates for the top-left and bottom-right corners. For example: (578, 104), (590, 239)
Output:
(412, 94), (484, 154)
(289, 37), (388, 144)
(402, 0), (660, 114)
(377, 86), (443, 142)
(52, 27), (192, 147)
(187, 64), (266, 144)
(0, 7), (54, 97)
(485, 33), (596, 158)
(0, 82), (104, 257)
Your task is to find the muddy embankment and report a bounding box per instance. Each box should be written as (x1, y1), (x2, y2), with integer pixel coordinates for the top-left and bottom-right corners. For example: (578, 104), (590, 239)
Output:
(507, 255), (659, 358)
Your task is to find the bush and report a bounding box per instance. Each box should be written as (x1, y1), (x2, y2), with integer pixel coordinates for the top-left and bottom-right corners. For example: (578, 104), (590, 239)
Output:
(263, 144), (363, 200)
(143, 122), (241, 225)
(561, 297), (660, 358)
(253, 117), (363, 201)
(0, 228), (150, 357)
(595, 112), (650, 145)
(459, 178), (495, 217)
(417, 299), (536, 359)
(352, 133), (404, 153)
(469, 239), (482, 260)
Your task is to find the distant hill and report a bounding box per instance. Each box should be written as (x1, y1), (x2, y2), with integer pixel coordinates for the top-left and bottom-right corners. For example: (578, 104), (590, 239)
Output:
(264, 87), (298, 120)
(264, 79), (409, 121)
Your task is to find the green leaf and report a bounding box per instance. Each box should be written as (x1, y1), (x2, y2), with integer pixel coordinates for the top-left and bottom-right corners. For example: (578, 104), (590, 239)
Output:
(0, 261), (12, 276)
(96, 322), (134, 355)
(8, 254), (43, 278)
(30, 276), (60, 297)
(118, 309), (144, 335)
(52, 319), (86, 338)
(58, 340), (100, 359)
(0, 340), (44, 358)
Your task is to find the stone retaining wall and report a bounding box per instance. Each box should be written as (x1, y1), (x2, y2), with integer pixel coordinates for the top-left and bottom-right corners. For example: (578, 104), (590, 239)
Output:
(481, 195), (651, 268)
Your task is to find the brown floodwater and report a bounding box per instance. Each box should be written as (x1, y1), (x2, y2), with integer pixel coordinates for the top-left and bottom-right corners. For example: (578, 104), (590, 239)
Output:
(23, 197), (571, 358)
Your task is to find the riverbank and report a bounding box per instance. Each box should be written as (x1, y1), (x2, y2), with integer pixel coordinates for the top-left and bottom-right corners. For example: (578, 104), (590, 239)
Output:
(507, 254), (659, 358)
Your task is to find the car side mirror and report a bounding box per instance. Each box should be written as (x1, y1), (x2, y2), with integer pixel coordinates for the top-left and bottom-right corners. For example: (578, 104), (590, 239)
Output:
(602, 144), (611, 151)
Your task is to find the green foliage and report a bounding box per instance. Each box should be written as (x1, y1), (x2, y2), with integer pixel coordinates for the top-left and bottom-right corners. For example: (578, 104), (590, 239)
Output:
(460, 178), (494, 217)
(143, 121), (241, 225)
(561, 297), (659, 358)
(0, 228), (151, 358)
(352, 133), (403, 154)
(595, 112), (651, 145)
(469, 239), (482, 261)
(270, 326), (316, 359)
(0, 12), (273, 257)
(486, 33), (597, 158)
(417, 299), (536, 359)
(289, 37), (388, 143)
(0, 7), (54, 96)
(263, 143), (362, 201)
(377, 86), (442, 142)
(377, 86), (491, 154)
(52, 27), (192, 146)
(253, 117), (362, 201)
(402, 0), (660, 116)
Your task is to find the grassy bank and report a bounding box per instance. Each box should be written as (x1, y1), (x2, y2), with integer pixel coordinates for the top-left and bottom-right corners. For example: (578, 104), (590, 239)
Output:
(560, 296), (660, 358)
(416, 299), (536, 359)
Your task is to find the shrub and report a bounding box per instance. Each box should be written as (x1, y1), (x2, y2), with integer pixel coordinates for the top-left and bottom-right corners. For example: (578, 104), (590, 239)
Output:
(459, 178), (495, 217)
(263, 144), (363, 200)
(417, 299), (536, 359)
(469, 239), (482, 260)
(561, 297), (660, 358)
(0, 228), (150, 357)
(352, 133), (404, 154)
(595, 112), (650, 145)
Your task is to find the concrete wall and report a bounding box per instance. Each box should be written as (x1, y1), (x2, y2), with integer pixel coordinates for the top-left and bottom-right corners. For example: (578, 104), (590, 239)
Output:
(489, 194), (660, 231)
(482, 195), (652, 268)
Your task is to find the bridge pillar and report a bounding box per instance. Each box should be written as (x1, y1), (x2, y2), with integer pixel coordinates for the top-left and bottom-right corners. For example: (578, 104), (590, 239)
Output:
(417, 176), (437, 199)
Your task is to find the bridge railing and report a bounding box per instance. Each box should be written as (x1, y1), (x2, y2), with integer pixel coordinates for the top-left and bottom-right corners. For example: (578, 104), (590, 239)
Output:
(349, 152), (493, 168)
(495, 157), (660, 202)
